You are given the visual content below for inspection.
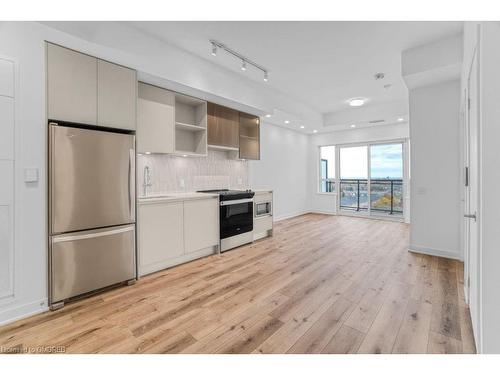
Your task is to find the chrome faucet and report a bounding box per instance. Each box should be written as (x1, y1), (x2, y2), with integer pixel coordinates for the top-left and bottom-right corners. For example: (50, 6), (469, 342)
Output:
(143, 166), (152, 196)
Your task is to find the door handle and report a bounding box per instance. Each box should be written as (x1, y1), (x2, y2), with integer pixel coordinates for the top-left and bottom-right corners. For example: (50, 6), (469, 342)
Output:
(129, 149), (136, 222)
(464, 213), (477, 221)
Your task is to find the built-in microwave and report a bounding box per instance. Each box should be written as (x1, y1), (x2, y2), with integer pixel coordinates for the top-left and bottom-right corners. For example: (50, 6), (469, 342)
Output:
(255, 201), (272, 218)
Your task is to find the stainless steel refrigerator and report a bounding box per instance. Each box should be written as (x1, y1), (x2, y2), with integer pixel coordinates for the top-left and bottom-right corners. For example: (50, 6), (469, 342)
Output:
(48, 122), (136, 309)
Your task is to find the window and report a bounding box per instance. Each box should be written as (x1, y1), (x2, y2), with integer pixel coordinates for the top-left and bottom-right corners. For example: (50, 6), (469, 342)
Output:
(337, 142), (404, 216)
(319, 145), (336, 193)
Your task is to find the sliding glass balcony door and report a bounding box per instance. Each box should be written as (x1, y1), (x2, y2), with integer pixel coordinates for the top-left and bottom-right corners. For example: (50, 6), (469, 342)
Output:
(339, 142), (404, 217)
(339, 146), (368, 211)
(369, 143), (403, 215)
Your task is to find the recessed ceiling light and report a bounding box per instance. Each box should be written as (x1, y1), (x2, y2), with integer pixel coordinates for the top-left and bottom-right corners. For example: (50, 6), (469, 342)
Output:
(265, 114), (271, 118)
(313, 130), (318, 133)
(145, 152), (151, 155)
(300, 125), (305, 129)
(182, 154), (187, 157)
(284, 120), (290, 124)
(397, 117), (404, 122)
(350, 124), (356, 128)
(349, 98), (366, 107)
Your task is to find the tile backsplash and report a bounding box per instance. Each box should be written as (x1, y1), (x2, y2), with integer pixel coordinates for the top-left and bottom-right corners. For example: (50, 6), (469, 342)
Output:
(137, 150), (248, 195)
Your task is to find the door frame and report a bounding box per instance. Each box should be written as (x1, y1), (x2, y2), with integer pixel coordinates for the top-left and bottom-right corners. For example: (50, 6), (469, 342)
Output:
(463, 24), (482, 352)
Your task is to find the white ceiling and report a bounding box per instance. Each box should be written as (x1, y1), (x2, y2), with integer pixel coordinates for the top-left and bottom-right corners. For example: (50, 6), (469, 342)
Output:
(128, 21), (463, 119)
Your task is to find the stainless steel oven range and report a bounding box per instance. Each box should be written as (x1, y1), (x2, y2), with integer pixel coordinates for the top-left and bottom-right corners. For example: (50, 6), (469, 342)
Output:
(198, 189), (255, 252)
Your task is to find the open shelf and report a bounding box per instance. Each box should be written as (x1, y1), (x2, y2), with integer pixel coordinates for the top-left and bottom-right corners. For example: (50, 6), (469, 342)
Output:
(174, 93), (207, 156)
(175, 122), (207, 132)
(239, 112), (260, 160)
(239, 135), (259, 140)
(208, 144), (239, 152)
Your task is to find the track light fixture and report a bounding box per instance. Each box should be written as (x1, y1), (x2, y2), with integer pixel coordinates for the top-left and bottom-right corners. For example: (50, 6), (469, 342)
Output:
(209, 39), (270, 82)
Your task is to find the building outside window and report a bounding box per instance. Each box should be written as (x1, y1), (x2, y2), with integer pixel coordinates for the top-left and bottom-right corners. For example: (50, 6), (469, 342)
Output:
(319, 145), (336, 193)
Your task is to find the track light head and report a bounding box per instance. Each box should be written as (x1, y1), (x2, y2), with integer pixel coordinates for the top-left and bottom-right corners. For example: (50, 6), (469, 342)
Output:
(241, 60), (247, 71)
(211, 43), (217, 56)
(263, 71), (269, 82)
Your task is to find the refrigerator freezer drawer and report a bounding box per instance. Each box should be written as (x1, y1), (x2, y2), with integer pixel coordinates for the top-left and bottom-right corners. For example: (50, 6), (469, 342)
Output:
(50, 224), (136, 303)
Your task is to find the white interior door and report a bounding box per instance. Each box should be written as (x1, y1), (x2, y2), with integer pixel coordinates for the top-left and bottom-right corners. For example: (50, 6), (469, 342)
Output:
(465, 44), (481, 349)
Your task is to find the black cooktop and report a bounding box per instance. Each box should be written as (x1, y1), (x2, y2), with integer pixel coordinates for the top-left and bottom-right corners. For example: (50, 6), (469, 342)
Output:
(197, 189), (255, 201)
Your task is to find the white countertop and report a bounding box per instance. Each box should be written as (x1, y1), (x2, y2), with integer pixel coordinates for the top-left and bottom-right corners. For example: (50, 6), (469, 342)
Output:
(138, 192), (219, 204)
(138, 190), (272, 204)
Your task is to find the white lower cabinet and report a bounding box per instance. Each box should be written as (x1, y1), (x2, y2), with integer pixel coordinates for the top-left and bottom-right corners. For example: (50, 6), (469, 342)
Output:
(138, 197), (219, 276)
(138, 202), (184, 275)
(184, 198), (219, 254)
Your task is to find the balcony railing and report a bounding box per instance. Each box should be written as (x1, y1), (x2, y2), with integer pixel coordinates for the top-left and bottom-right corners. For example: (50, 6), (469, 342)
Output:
(340, 179), (403, 215)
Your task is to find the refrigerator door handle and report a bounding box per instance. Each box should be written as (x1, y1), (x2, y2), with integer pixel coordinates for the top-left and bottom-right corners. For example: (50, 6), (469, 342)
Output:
(129, 148), (135, 222)
(52, 225), (135, 243)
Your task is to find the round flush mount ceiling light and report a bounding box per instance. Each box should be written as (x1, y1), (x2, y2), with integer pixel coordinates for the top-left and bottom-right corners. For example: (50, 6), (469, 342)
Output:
(265, 114), (271, 118)
(397, 117), (404, 122)
(349, 98), (366, 107)
(300, 125), (305, 129)
(313, 129), (318, 133)
(350, 124), (356, 128)
(284, 120), (290, 124)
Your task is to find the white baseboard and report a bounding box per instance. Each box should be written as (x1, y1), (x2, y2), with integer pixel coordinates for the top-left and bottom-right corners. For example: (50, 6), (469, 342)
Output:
(309, 210), (336, 215)
(274, 210), (310, 222)
(409, 244), (463, 261)
(0, 299), (49, 327)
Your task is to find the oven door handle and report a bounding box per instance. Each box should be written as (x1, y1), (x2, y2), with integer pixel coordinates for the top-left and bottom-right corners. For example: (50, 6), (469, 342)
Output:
(220, 198), (254, 206)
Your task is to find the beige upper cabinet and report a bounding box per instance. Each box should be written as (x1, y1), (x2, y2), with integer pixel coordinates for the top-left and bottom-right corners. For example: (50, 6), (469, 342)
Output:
(97, 60), (137, 130)
(47, 43), (98, 125)
(207, 102), (240, 149)
(239, 112), (260, 160)
(137, 82), (175, 154)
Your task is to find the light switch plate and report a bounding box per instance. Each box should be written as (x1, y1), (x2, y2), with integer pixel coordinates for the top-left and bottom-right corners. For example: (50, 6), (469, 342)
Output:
(24, 168), (39, 183)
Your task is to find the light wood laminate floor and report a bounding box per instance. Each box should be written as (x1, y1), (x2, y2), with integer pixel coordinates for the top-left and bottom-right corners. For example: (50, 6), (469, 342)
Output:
(0, 214), (476, 354)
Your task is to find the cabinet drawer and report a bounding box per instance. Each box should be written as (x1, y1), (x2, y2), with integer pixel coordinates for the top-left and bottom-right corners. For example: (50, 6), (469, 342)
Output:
(254, 215), (273, 233)
(254, 192), (273, 204)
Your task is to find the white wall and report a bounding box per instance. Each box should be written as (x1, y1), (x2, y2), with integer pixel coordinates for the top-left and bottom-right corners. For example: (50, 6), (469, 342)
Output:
(408, 79), (462, 260)
(307, 124), (410, 216)
(248, 123), (309, 220)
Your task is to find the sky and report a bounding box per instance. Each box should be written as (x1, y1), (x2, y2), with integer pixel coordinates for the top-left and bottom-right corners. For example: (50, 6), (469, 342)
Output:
(337, 144), (403, 179)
